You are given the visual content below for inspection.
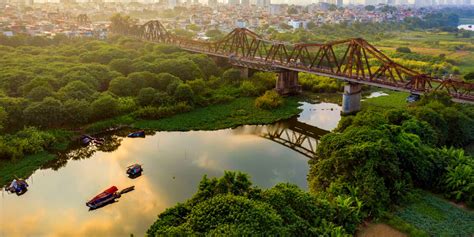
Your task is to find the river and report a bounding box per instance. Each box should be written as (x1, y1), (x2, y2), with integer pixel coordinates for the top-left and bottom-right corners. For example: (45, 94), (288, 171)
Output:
(0, 101), (342, 237)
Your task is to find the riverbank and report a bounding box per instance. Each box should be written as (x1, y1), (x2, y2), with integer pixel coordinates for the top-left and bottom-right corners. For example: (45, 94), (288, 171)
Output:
(0, 96), (302, 187)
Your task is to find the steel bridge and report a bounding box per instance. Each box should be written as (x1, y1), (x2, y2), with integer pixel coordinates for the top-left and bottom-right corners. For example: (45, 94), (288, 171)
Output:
(131, 20), (474, 111)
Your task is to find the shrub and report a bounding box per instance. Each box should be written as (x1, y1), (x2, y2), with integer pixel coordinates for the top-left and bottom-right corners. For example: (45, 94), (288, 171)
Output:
(133, 102), (192, 120)
(137, 87), (156, 106)
(91, 94), (119, 120)
(255, 90), (283, 110)
(396, 47), (412, 53)
(239, 81), (259, 96)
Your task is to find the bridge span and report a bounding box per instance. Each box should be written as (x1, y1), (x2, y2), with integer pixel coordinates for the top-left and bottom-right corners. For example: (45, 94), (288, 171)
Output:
(127, 20), (474, 113)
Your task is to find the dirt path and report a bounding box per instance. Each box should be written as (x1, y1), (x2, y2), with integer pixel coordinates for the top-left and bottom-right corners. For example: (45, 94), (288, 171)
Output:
(357, 223), (406, 237)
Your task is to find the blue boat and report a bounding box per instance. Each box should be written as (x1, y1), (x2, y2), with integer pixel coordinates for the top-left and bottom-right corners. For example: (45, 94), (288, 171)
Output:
(126, 164), (143, 177)
(5, 179), (28, 195)
(127, 131), (145, 138)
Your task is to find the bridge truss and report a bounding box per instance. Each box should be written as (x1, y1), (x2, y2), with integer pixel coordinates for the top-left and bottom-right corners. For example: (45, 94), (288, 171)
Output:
(135, 20), (474, 103)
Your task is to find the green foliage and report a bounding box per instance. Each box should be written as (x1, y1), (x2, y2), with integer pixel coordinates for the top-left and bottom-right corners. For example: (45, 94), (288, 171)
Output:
(147, 172), (354, 236)
(57, 81), (96, 101)
(108, 76), (134, 97)
(439, 147), (474, 206)
(396, 47), (412, 53)
(255, 90), (283, 110)
(134, 97), (300, 131)
(393, 191), (474, 236)
(0, 106), (7, 131)
(91, 94), (119, 120)
(174, 83), (195, 104)
(299, 73), (344, 93)
(109, 58), (134, 76)
(465, 71), (474, 81)
(222, 68), (242, 84)
(153, 59), (203, 81)
(23, 97), (64, 128)
(133, 103), (192, 120)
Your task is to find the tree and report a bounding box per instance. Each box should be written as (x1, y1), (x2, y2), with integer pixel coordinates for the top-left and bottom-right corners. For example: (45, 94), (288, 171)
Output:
(108, 76), (134, 97)
(109, 14), (137, 35)
(109, 58), (134, 76)
(0, 106), (7, 131)
(396, 47), (412, 53)
(57, 81), (96, 101)
(153, 59), (203, 81)
(137, 87), (156, 106)
(255, 91), (283, 110)
(174, 83), (194, 104)
(222, 68), (242, 84)
(63, 99), (91, 125)
(26, 86), (54, 102)
(464, 72), (474, 81)
(91, 94), (119, 120)
(365, 5), (375, 11)
(24, 97), (64, 127)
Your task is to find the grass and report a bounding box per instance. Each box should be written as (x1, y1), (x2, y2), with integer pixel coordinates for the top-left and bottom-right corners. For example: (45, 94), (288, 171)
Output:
(0, 152), (56, 187)
(362, 90), (409, 109)
(133, 97), (302, 131)
(386, 191), (474, 236)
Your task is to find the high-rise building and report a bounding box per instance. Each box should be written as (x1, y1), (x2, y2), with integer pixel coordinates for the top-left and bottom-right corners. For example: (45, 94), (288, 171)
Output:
(168, 0), (179, 8)
(256, 0), (270, 7)
(208, 0), (217, 6)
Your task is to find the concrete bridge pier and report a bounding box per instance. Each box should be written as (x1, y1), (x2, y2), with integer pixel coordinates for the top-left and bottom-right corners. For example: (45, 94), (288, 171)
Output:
(275, 70), (302, 95)
(342, 82), (362, 115)
(240, 67), (250, 79)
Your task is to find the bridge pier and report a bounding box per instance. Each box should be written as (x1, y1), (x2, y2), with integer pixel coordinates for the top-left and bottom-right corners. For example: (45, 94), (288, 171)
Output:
(342, 83), (362, 115)
(275, 70), (302, 95)
(240, 67), (249, 79)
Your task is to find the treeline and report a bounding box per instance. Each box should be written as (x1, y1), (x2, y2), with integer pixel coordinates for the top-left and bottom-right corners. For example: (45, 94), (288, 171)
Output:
(309, 92), (474, 220)
(0, 36), (280, 160)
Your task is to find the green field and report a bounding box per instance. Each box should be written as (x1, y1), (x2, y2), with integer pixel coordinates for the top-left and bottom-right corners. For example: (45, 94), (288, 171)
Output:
(386, 191), (474, 236)
(362, 90), (410, 109)
(133, 97), (301, 131)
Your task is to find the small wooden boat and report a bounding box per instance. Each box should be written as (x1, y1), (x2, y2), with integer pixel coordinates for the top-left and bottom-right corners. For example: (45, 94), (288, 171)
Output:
(127, 130), (145, 138)
(86, 186), (120, 209)
(5, 179), (28, 195)
(126, 164), (143, 177)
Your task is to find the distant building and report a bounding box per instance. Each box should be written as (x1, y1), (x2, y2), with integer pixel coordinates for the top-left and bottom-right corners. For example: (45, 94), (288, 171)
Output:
(235, 19), (247, 28)
(256, 0), (270, 7)
(241, 0), (249, 6)
(337, 0), (343, 6)
(168, 0), (179, 8)
(228, 0), (240, 5)
(269, 4), (282, 15)
(208, 0), (217, 6)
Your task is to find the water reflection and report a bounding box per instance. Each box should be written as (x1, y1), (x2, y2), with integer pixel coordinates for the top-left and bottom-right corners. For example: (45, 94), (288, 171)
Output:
(0, 101), (340, 237)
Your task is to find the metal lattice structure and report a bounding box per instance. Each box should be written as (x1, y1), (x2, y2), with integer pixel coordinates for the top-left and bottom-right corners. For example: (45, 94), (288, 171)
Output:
(261, 120), (329, 159)
(77, 14), (91, 25)
(136, 20), (474, 103)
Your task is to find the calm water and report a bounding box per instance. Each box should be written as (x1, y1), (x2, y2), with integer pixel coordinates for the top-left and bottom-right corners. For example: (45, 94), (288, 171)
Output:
(0, 101), (341, 237)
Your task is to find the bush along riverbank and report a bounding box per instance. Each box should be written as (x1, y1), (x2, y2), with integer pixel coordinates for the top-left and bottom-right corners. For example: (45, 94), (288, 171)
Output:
(147, 92), (474, 236)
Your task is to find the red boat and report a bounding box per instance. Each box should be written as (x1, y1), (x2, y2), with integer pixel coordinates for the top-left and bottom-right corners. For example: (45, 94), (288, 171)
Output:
(86, 186), (120, 209)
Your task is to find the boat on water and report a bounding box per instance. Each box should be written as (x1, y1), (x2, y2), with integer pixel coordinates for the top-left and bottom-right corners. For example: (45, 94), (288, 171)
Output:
(5, 179), (28, 195)
(81, 135), (104, 146)
(86, 186), (120, 209)
(127, 130), (145, 138)
(126, 164), (143, 177)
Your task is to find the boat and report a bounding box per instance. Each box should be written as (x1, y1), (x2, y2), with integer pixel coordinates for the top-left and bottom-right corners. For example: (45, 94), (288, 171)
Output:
(81, 135), (104, 146)
(86, 186), (120, 209)
(126, 164), (143, 177)
(127, 130), (145, 138)
(5, 179), (28, 195)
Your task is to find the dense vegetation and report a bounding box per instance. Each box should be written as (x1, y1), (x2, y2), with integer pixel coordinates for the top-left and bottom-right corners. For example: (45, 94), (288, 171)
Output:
(0, 35), (304, 186)
(147, 171), (362, 236)
(309, 92), (474, 218)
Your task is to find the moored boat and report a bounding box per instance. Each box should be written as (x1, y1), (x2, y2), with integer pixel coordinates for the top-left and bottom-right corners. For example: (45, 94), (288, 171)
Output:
(86, 186), (120, 209)
(127, 130), (145, 138)
(5, 179), (28, 195)
(126, 164), (143, 177)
